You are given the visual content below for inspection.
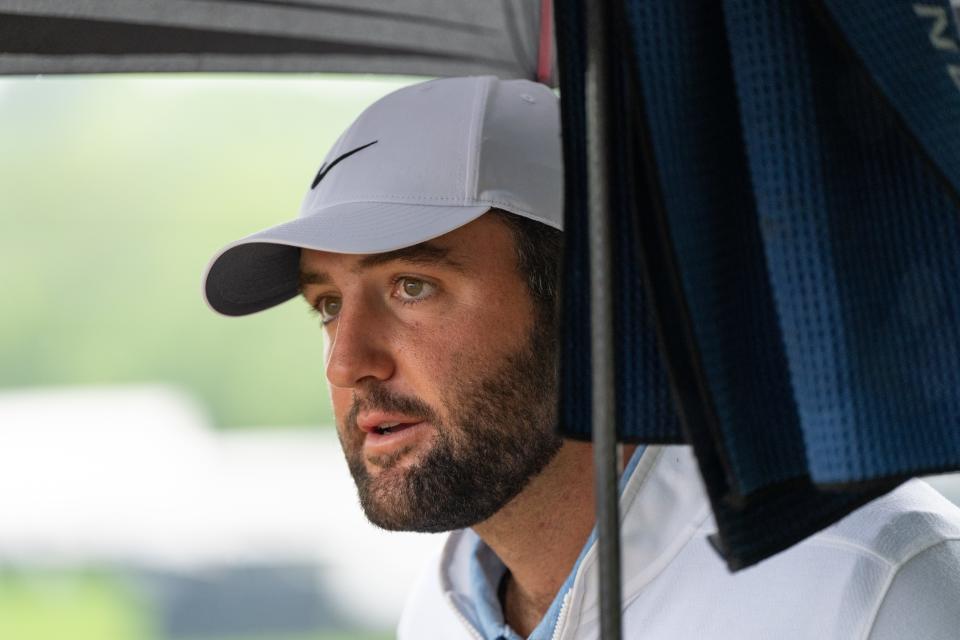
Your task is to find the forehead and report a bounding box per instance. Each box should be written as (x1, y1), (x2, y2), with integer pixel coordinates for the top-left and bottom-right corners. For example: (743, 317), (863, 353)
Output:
(298, 212), (517, 280)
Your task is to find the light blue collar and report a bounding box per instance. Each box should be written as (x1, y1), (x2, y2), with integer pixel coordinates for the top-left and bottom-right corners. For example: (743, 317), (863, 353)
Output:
(467, 446), (647, 640)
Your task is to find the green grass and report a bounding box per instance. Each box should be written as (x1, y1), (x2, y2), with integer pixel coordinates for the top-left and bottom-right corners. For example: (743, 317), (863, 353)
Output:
(199, 634), (392, 640)
(0, 569), (393, 640)
(0, 570), (153, 640)
(0, 74), (423, 428)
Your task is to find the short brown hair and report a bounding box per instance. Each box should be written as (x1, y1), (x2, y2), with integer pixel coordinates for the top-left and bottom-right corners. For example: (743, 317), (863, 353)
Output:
(490, 208), (563, 326)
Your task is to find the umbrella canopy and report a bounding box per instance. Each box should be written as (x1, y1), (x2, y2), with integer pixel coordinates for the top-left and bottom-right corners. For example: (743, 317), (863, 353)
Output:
(0, 0), (556, 83)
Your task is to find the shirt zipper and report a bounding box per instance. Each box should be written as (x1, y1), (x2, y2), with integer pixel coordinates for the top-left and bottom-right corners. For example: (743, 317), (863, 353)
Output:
(446, 592), (484, 640)
(550, 589), (573, 640)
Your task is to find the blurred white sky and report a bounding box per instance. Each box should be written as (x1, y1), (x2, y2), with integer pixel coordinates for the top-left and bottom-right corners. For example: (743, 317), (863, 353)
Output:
(0, 385), (445, 629)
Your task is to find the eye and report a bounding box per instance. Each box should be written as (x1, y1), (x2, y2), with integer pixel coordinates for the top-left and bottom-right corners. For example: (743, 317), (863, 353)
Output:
(396, 277), (434, 302)
(316, 296), (342, 324)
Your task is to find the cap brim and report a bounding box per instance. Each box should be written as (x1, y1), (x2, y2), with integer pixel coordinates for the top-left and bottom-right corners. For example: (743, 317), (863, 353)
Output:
(202, 201), (491, 317)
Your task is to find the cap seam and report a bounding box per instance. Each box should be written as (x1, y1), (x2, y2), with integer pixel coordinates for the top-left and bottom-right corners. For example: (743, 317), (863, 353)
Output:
(298, 197), (559, 228)
(317, 194), (512, 203)
(463, 76), (492, 201)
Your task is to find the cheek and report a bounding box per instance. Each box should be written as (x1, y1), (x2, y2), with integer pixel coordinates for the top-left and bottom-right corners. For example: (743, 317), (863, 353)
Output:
(393, 311), (515, 395)
(330, 386), (353, 425)
(380, 321), (468, 410)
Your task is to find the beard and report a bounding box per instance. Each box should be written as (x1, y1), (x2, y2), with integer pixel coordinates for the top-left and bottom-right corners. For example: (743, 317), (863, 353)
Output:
(337, 320), (562, 532)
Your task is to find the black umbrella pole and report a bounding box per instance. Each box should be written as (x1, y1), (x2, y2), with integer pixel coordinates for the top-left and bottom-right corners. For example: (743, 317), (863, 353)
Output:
(584, 0), (622, 639)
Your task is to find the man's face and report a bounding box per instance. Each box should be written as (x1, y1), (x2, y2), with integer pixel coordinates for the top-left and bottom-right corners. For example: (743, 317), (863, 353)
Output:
(299, 213), (562, 532)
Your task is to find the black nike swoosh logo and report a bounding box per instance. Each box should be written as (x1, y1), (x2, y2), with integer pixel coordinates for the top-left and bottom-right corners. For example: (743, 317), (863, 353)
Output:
(311, 140), (378, 189)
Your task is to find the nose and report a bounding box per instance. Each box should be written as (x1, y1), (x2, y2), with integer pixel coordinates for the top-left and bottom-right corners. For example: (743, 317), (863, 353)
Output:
(324, 297), (395, 389)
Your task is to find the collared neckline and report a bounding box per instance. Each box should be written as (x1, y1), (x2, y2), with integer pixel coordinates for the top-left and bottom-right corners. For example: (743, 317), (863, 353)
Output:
(559, 446), (712, 636)
(457, 446), (650, 639)
(440, 446), (712, 639)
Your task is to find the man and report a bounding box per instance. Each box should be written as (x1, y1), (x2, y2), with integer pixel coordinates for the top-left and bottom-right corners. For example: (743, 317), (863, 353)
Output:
(204, 76), (960, 639)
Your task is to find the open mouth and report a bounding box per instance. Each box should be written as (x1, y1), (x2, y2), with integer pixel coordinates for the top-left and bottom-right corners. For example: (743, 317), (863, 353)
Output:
(372, 422), (418, 436)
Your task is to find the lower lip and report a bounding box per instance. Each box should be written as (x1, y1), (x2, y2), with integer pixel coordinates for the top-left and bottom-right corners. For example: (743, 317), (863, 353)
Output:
(363, 422), (428, 454)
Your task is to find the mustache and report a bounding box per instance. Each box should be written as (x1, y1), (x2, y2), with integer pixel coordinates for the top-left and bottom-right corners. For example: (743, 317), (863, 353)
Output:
(345, 384), (441, 430)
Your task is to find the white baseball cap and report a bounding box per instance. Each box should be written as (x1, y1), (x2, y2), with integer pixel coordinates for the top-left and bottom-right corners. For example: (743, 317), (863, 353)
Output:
(202, 75), (563, 317)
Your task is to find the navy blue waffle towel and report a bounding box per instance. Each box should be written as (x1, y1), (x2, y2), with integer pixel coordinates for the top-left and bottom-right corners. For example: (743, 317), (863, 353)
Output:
(555, 0), (960, 570)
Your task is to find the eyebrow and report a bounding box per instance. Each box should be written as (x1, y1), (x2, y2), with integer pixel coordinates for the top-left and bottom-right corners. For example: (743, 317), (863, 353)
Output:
(298, 241), (465, 290)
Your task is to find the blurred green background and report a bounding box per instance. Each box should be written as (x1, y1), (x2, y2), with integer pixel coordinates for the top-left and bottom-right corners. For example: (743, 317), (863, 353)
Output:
(0, 568), (388, 639)
(1, 74), (424, 640)
(0, 73), (419, 428)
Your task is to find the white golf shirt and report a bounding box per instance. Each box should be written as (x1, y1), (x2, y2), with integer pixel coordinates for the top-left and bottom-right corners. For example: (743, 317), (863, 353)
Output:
(398, 445), (960, 639)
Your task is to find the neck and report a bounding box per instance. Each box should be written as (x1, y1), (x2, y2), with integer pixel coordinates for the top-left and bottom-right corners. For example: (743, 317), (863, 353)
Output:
(471, 441), (637, 637)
